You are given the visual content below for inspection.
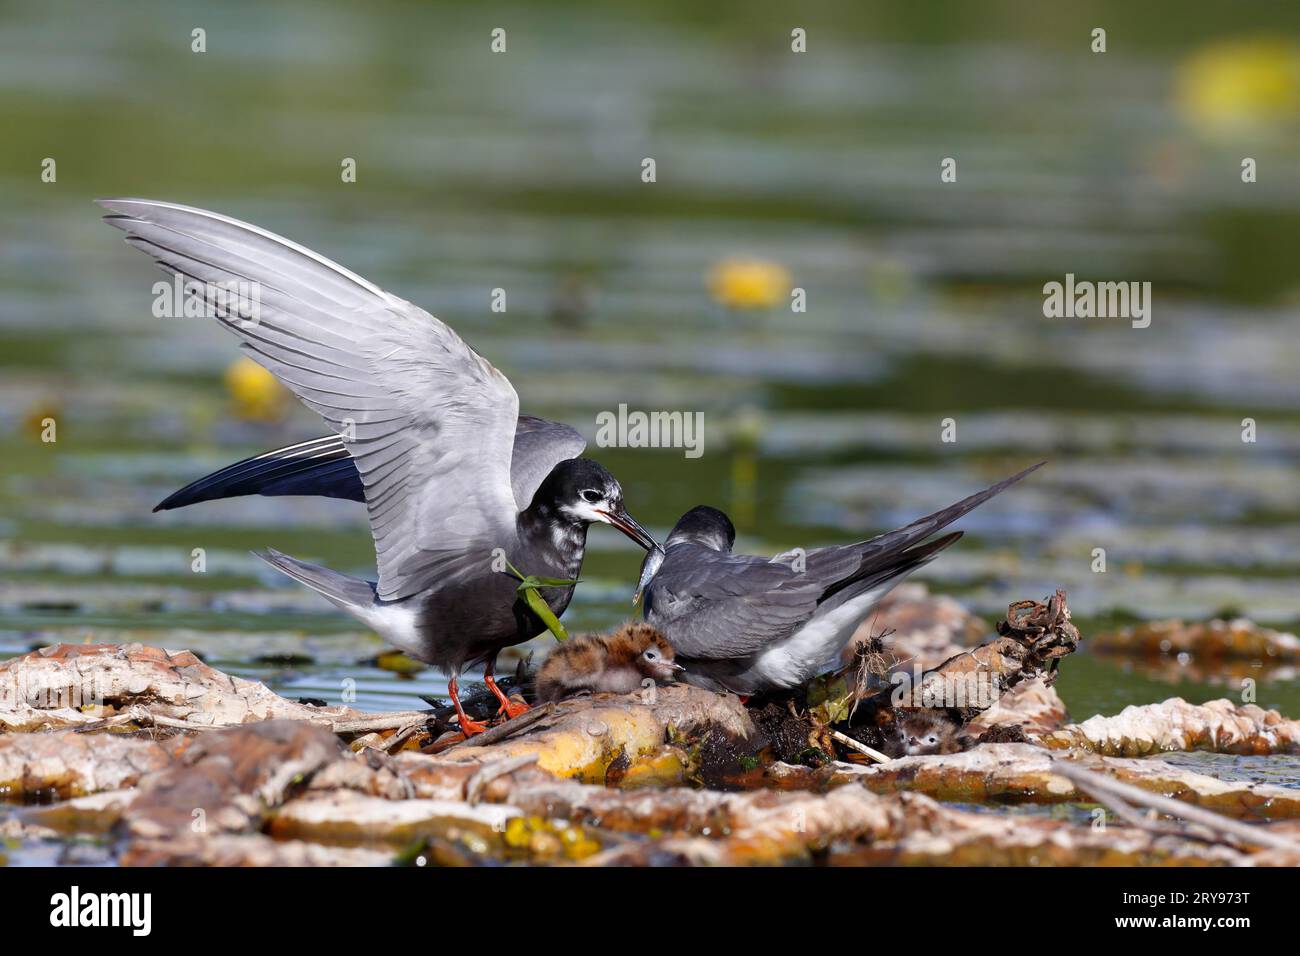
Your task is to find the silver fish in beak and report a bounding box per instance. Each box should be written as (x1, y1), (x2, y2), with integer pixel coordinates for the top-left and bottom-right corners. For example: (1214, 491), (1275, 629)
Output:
(633, 543), (666, 606)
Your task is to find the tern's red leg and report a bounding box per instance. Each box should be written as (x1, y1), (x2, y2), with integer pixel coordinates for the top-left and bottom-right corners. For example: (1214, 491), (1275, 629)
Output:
(448, 674), (489, 736)
(483, 656), (530, 720)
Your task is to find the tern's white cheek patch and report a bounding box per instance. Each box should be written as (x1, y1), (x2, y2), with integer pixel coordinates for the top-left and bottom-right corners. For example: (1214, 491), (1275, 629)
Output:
(562, 501), (606, 524)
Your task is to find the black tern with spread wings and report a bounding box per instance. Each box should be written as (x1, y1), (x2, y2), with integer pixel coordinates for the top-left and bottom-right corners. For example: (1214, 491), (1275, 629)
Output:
(639, 462), (1043, 695)
(101, 199), (656, 734)
(152, 415), (588, 514)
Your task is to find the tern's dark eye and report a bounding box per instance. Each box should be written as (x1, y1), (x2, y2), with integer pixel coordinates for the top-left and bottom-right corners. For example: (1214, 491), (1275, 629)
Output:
(580, 489), (601, 503)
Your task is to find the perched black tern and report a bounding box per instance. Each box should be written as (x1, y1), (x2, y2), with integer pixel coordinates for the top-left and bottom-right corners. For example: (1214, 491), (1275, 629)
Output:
(637, 462), (1044, 695)
(100, 199), (657, 734)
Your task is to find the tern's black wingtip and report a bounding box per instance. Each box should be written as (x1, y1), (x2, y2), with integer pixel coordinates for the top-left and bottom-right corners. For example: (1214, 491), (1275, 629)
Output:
(991, 460), (1046, 493)
(152, 491), (184, 512)
(1009, 460), (1047, 482)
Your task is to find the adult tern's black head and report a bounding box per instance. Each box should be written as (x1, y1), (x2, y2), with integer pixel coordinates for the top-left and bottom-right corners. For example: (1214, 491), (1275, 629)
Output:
(665, 505), (735, 552)
(533, 458), (657, 551)
(632, 505), (731, 605)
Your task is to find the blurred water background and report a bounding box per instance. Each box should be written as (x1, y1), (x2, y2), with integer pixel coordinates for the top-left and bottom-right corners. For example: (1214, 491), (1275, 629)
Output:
(2, 0), (1299, 726)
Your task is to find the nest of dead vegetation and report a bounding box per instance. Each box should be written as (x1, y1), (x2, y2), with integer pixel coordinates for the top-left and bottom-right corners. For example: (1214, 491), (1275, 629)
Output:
(746, 590), (1084, 765)
(5, 589), (1300, 866)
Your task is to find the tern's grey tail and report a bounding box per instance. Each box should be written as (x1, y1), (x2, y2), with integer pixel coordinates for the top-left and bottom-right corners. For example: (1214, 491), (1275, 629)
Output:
(254, 547), (376, 614)
(808, 461), (1047, 616)
(819, 530), (962, 613)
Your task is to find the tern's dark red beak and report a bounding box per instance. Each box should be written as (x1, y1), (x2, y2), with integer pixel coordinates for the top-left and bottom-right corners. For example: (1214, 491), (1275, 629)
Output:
(597, 507), (658, 552)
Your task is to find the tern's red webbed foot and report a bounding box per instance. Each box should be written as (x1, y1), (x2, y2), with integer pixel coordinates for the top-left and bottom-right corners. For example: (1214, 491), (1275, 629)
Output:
(498, 696), (531, 720)
(454, 716), (490, 737)
(484, 672), (531, 720)
(447, 674), (490, 738)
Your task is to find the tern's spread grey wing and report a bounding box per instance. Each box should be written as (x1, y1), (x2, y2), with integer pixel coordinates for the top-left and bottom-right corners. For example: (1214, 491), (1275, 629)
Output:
(154, 415), (583, 513)
(647, 547), (822, 659)
(100, 198), (519, 601)
(510, 416), (586, 506)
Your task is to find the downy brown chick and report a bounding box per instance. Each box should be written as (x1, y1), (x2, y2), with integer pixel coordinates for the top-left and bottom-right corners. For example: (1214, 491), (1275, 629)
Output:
(883, 709), (970, 757)
(535, 623), (682, 704)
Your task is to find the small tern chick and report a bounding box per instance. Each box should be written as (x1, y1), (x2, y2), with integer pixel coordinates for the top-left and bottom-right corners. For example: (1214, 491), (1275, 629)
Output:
(535, 623), (683, 704)
(883, 710), (969, 757)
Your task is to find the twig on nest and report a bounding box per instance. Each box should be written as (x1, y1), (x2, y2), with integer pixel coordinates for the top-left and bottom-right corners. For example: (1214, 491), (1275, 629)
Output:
(72, 705), (433, 739)
(829, 729), (892, 764)
(1050, 758), (1300, 854)
(464, 753), (541, 805)
(848, 619), (897, 721)
(380, 721), (425, 754)
(326, 712), (431, 735)
(432, 702), (556, 753)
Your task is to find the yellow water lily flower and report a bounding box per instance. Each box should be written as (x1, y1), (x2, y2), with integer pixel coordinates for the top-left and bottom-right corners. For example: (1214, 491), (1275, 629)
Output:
(708, 257), (791, 310)
(374, 650), (425, 676)
(224, 356), (289, 422)
(1177, 37), (1300, 136)
(23, 400), (61, 442)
